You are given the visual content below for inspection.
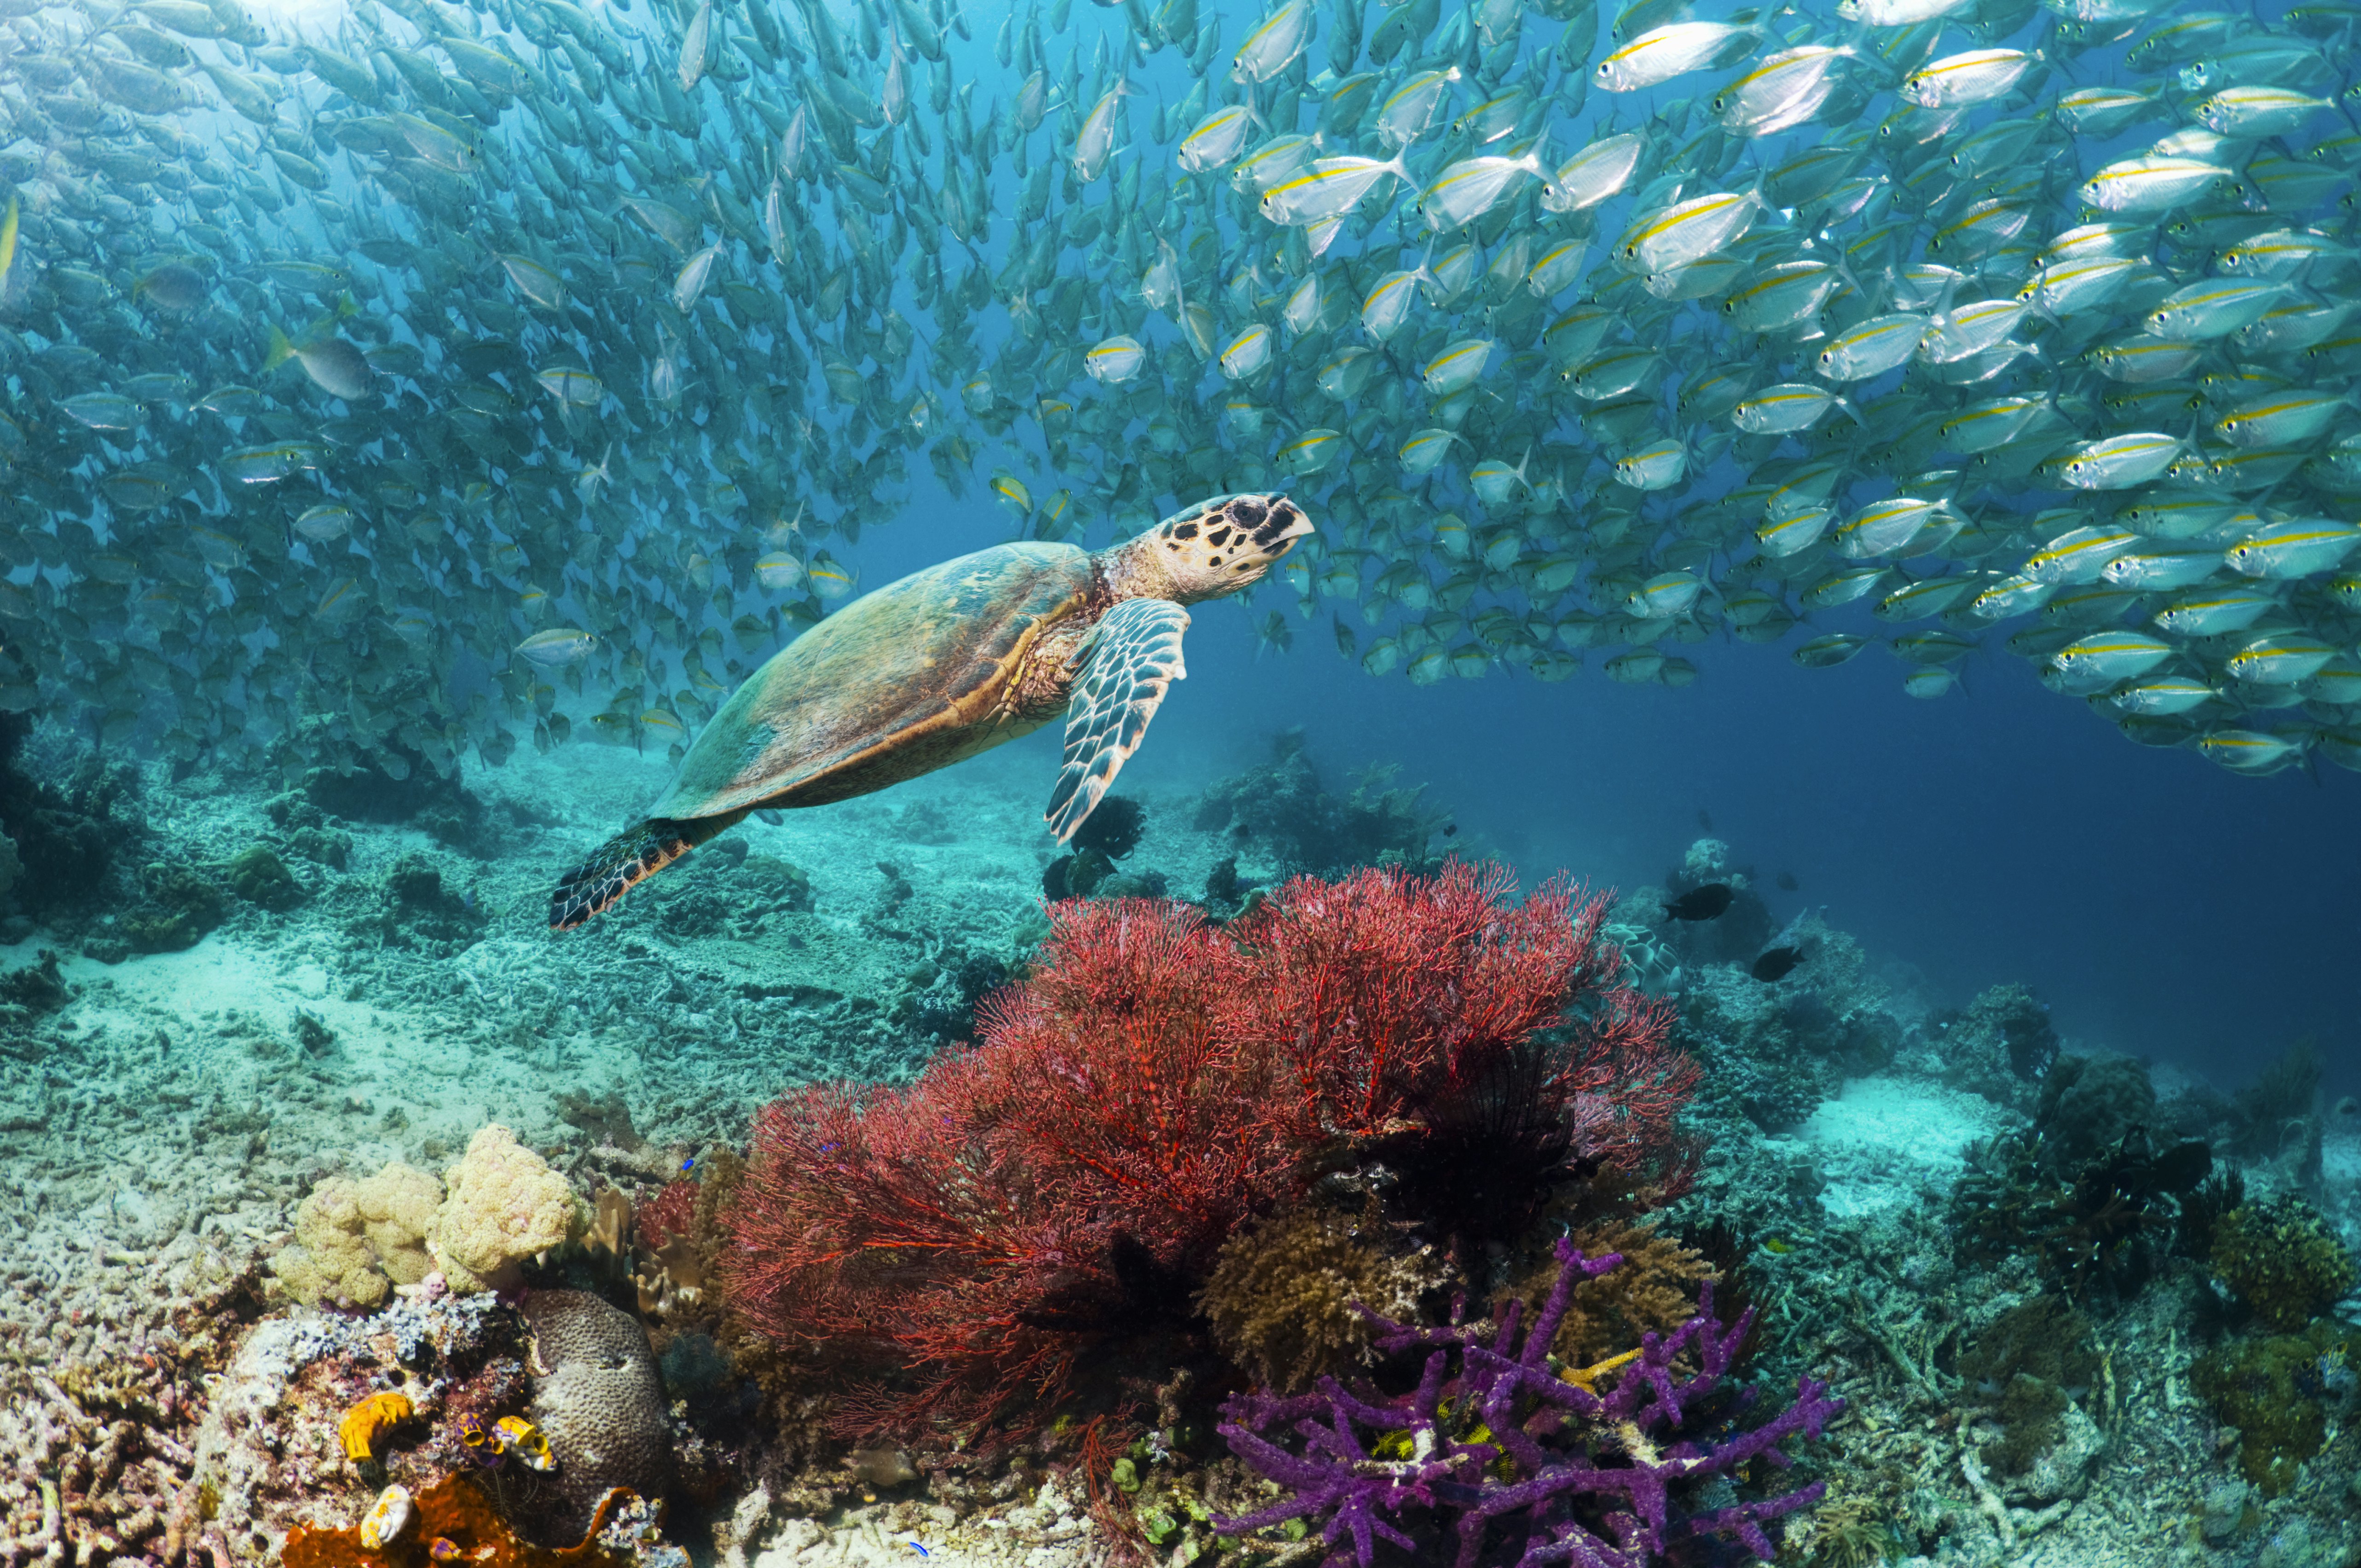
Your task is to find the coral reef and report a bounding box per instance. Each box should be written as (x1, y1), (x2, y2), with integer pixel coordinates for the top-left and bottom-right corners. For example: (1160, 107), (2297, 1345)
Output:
(512, 1291), (675, 1547)
(2207, 1195), (2359, 1333)
(226, 845), (307, 912)
(1950, 1124), (2211, 1300)
(1215, 1238), (1842, 1568)
(628, 835), (815, 941)
(271, 715), (493, 853)
(1652, 838), (1778, 971)
(122, 861), (227, 955)
(1957, 1296), (2100, 1479)
(1927, 983), (2059, 1104)
(2225, 1039), (2327, 1190)
(0, 710), (134, 926)
(362, 852), (490, 957)
(1198, 1208), (1445, 1394)
(1065, 794), (1145, 861)
(1190, 731), (1448, 877)
(1508, 1221), (1719, 1374)
(0, 946), (68, 1022)
(725, 865), (1691, 1443)
(186, 1287), (520, 1563)
(431, 1126), (587, 1294)
(2193, 1319), (2361, 1496)
(2034, 1054), (2157, 1177)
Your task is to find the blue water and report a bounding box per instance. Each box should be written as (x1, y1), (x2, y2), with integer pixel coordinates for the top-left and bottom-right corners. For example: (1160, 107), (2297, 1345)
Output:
(862, 482), (2361, 1103)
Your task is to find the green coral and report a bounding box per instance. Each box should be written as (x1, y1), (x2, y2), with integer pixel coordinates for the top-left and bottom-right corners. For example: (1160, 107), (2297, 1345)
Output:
(122, 862), (226, 953)
(1960, 1295), (2098, 1477)
(2209, 1196), (2357, 1332)
(226, 845), (306, 910)
(2192, 1319), (2360, 1496)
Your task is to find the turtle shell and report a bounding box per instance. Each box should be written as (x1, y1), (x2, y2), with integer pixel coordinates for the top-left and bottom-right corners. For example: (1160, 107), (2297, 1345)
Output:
(651, 541), (1096, 821)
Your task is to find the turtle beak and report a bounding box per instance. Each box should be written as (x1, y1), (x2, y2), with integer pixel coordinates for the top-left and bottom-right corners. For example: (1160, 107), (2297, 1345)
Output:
(1248, 494), (1314, 558)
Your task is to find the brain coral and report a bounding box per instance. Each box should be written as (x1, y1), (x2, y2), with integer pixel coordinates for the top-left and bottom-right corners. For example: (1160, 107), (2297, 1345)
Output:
(272, 1177), (388, 1308)
(354, 1160), (444, 1285)
(429, 1125), (584, 1294)
(512, 1290), (674, 1546)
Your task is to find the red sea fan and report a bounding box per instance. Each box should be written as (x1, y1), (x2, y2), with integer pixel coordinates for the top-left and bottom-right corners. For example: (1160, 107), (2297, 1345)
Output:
(724, 901), (1293, 1440)
(722, 867), (1696, 1445)
(1235, 863), (1694, 1188)
(636, 1176), (700, 1248)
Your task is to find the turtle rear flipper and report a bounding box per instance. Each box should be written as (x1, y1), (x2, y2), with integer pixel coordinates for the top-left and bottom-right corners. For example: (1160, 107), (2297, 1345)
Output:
(549, 814), (741, 930)
(1045, 596), (1191, 844)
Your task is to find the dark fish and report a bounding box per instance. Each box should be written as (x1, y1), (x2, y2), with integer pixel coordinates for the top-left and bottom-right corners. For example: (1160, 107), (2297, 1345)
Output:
(1751, 946), (1804, 982)
(1697, 810), (1713, 831)
(1776, 872), (1800, 891)
(1664, 883), (1734, 921)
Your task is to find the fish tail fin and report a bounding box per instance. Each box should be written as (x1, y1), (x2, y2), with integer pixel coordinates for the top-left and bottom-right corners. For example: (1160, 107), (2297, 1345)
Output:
(265, 322), (296, 370)
(548, 812), (742, 930)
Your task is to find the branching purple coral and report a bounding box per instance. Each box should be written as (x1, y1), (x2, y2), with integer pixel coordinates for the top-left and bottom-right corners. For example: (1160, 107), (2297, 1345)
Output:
(1215, 1238), (1842, 1568)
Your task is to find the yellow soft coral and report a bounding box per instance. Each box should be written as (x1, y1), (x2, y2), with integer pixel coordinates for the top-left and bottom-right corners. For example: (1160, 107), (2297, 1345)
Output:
(272, 1177), (388, 1308)
(428, 1125), (584, 1294)
(354, 1161), (444, 1285)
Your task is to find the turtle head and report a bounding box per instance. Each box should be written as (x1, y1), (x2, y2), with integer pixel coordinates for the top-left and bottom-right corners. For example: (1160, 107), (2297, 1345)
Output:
(1140, 493), (1314, 602)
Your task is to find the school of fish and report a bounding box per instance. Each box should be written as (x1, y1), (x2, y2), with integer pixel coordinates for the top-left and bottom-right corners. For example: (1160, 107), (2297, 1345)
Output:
(3, 0), (2360, 781)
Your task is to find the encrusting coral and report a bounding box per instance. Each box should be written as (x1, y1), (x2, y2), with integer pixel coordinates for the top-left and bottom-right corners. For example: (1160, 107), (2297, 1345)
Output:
(2193, 1319), (2361, 1496)
(1199, 1208), (1445, 1394)
(282, 1472), (631, 1567)
(2207, 1195), (2359, 1333)
(429, 1125), (586, 1294)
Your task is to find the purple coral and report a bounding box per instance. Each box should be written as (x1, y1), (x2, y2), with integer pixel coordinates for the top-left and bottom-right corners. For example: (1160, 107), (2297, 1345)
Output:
(1215, 1238), (1842, 1568)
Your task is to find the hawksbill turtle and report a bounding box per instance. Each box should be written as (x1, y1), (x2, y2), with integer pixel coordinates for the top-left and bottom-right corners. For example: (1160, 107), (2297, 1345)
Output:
(548, 492), (1312, 929)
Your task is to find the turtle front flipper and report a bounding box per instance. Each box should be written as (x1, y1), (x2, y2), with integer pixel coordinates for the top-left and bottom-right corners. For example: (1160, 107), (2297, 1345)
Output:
(549, 812), (743, 930)
(1045, 596), (1192, 844)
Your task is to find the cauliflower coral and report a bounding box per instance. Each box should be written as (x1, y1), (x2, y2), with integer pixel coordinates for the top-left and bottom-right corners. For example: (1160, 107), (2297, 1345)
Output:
(428, 1125), (584, 1293)
(354, 1161), (444, 1285)
(272, 1178), (387, 1309)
